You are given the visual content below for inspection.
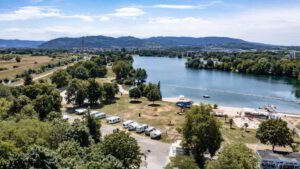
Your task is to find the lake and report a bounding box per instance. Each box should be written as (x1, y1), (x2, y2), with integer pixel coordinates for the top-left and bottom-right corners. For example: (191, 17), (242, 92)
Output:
(133, 56), (300, 114)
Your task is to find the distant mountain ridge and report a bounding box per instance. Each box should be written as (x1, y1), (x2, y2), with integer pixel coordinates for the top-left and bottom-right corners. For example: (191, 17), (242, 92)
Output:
(39, 36), (275, 49)
(0, 39), (45, 48)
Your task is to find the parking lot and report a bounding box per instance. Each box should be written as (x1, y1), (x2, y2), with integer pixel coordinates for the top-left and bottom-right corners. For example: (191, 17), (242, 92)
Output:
(101, 124), (171, 169)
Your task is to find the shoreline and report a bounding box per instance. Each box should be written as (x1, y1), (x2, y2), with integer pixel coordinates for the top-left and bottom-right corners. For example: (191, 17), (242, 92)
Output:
(162, 97), (300, 118)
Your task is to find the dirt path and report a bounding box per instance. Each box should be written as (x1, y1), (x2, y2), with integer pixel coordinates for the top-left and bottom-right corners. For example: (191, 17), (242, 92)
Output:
(118, 84), (129, 95)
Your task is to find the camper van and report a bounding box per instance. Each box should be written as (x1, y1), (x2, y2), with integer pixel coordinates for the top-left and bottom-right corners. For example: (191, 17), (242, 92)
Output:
(106, 116), (120, 124)
(123, 120), (133, 128)
(145, 126), (156, 136)
(128, 122), (139, 131)
(75, 108), (87, 115)
(136, 124), (148, 133)
(150, 130), (162, 139)
(94, 112), (106, 119)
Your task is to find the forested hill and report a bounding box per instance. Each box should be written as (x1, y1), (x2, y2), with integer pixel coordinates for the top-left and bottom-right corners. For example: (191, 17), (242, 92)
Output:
(39, 36), (274, 49)
(0, 39), (44, 48)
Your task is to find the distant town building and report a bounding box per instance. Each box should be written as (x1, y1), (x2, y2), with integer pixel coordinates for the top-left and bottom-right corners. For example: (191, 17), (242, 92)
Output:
(289, 51), (300, 58)
(257, 150), (300, 169)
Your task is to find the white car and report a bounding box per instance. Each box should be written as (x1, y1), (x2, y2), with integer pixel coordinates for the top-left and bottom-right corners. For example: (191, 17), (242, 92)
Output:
(128, 122), (139, 131)
(106, 116), (120, 124)
(123, 120), (133, 128)
(75, 108), (87, 115)
(136, 124), (148, 133)
(94, 112), (106, 119)
(150, 130), (162, 139)
(145, 126), (155, 136)
(90, 110), (99, 116)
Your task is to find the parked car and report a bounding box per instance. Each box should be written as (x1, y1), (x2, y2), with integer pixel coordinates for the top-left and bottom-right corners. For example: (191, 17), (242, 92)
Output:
(123, 120), (133, 128)
(106, 116), (120, 124)
(128, 122), (139, 131)
(136, 124), (148, 133)
(145, 126), (155, 136)
(75, 108), (87, 115)
(150, 130), (162, 139)
(90, 110), (99, 116)
(94, 112), (106, 119)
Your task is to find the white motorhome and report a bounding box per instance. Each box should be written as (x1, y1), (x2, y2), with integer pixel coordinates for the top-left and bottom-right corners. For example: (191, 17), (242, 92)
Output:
(136, 124), (148, 133)
(75, 108), (87, 115)
(106, 116), (120, 124)
(145, 126), (155, 136)
(94, 112), (106, 119)
(123, 120), (133, 128)
(128, 122), (139, 131)
(150, 130), (162, 139)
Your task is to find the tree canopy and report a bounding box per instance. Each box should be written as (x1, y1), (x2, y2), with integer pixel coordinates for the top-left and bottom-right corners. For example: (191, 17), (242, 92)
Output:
(256, 119), (294, 151)
(182, 105), (222, 166)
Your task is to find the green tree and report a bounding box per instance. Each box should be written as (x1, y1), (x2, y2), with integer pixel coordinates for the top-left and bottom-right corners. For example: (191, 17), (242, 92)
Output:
(66, 121), (92, 147)
(90, 65), (107, 78)
(87, 79), (102, 104)
(34, 95), (58, 120)
(165, 156), (199, 169)
(205, 144), (259, 169)
(51, 69), (71, 88)
(112, 61), (131, 81)
(101, 131), (141, 169)
(74, 66), (89, 80)
(129, 87), (142, 101)
(103, 83), (116, 102)
(24, 73), (33, 86)
(135, 68), (147, 84)
(86, 113), (101, 143)
(0, 98), (13, 119)
(146, 89), (161, 104)
(182, 105), (222, 166)
(26, 146), (58, 169)
(256, 119), (293, 151)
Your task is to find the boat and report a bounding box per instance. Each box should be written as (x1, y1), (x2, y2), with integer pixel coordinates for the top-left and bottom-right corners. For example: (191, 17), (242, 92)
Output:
(203, 95), (210, 98)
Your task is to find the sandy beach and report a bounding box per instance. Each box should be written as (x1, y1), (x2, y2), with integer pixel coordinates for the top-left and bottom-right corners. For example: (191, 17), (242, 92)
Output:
(162, 97), (300, 118)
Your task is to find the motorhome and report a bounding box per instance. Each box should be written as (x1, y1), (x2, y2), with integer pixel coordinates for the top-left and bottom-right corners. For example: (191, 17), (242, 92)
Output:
(94, 112), (106, 119)
(145, 126), (155, 136)
(136, 124), (148, 133)
(123, 120), (133, 128)
(128, 122), (139, 131)
(150, 130), (162, 139)
(106, 116), (120, 124)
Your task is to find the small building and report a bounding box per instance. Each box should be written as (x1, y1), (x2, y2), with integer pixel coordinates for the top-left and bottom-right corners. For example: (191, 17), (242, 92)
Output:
(257, 150), (300, 169)
(169, 140), (186, 157)
(243, 108), (269, 119)
(289, 51), (300, 58)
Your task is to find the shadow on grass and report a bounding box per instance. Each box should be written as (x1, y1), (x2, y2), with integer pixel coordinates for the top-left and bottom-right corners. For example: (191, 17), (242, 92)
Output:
(148, 103), (160, 107)
(129, 100), (142, 104)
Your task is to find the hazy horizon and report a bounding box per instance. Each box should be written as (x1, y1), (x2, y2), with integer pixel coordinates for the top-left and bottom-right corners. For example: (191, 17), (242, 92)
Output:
(0, 0), (300, 46)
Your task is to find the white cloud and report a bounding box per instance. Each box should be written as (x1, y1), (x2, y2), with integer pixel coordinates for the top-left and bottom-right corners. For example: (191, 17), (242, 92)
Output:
(0, 6), (60, 21)
(109, 7), (145, 17)
(0, 6), (97, 22)
(151, 1), (221, 9)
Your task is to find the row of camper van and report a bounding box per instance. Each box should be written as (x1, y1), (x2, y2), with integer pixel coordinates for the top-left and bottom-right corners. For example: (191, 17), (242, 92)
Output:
(74, 108), (107, 119)
(122, 120), (162, 139)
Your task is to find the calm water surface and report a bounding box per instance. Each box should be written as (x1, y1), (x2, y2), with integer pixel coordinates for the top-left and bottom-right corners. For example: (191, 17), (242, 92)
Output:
(133, 56), (300, 114)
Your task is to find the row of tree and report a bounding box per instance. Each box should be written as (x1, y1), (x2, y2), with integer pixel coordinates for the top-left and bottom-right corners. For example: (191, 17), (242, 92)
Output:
(186, 52), (300, 81)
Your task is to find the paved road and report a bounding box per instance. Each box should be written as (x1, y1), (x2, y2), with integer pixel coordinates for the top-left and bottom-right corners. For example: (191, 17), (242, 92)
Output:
(101, 124), (171, 169)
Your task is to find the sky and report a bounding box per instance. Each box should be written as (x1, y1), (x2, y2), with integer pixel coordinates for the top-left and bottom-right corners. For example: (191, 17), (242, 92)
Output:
(0, 0), (300, 45)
